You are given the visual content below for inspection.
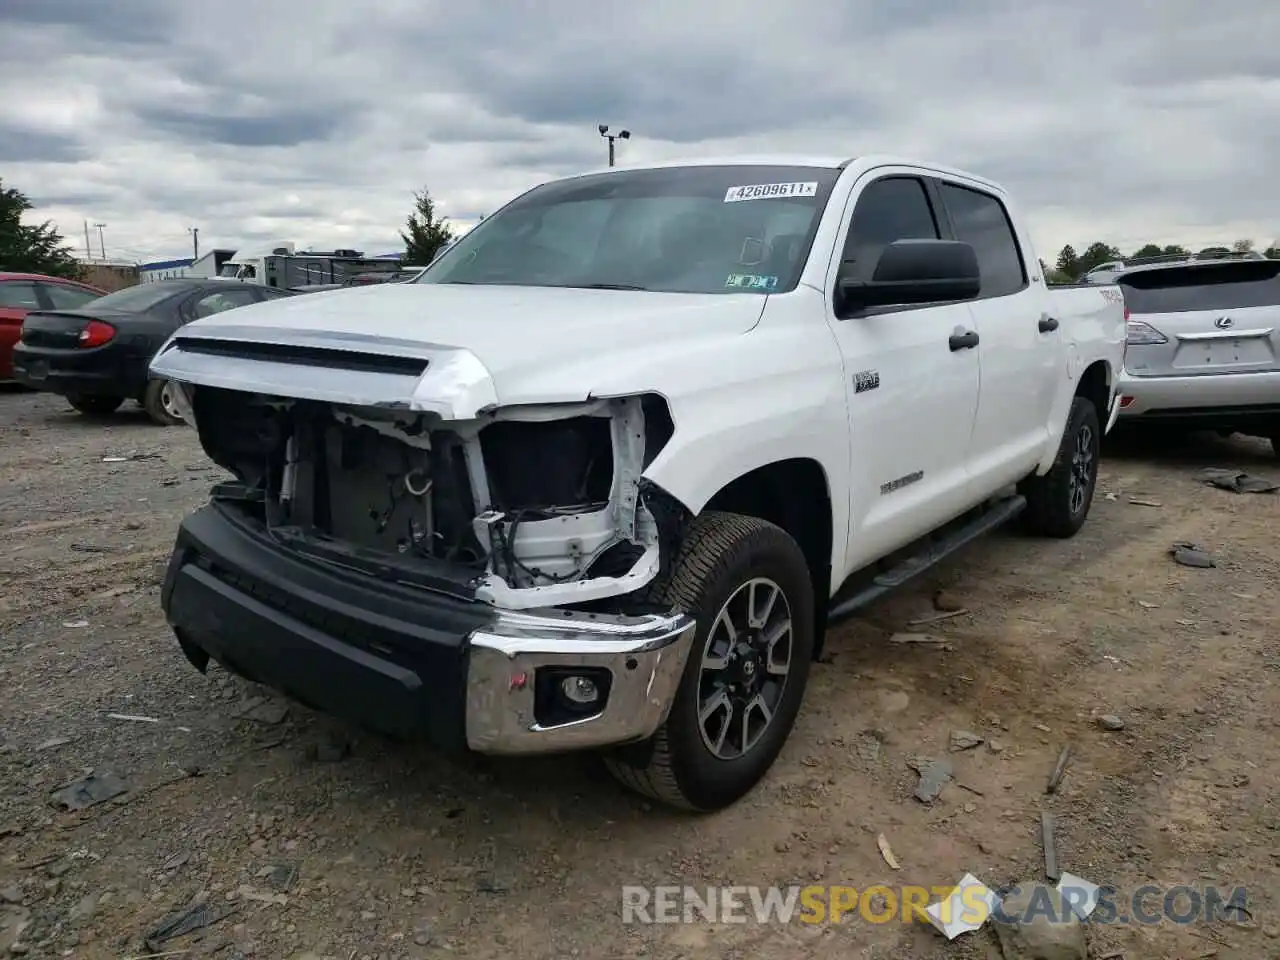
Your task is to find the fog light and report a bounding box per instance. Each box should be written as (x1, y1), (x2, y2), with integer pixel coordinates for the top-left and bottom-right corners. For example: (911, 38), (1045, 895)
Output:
(561, 675), (601, 705)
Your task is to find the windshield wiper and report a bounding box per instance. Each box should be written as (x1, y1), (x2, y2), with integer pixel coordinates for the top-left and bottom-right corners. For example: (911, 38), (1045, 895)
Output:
(570, 283), (650, 291)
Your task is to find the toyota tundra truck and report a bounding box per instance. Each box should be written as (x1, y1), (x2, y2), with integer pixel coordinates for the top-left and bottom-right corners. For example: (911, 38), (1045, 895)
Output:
(151, 155), (1126, 811)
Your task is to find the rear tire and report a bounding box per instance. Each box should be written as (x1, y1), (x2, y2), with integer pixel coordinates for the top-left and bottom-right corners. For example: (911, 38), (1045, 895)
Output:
(143, 378), (184, 426)
(604, 512), (815, 811)
(1021, 396), (1100, 538)
(66, 393), (124, 416)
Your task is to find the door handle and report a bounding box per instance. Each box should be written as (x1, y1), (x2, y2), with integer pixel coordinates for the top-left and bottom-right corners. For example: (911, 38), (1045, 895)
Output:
(1038, 316), (1060, 333)
(949, 329), (979, 351)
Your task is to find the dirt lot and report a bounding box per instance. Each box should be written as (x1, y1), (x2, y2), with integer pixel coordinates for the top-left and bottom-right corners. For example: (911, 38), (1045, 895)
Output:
(1, 388), (1277, 960)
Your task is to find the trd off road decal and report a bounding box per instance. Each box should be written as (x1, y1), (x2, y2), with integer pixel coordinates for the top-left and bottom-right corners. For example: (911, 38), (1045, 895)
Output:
(853, 369), (880, 394)
(880, 470), (924, 495)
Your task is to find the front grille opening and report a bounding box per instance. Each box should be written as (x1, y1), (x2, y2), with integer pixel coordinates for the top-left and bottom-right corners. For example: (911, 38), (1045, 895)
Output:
(174, 338), (429, 376)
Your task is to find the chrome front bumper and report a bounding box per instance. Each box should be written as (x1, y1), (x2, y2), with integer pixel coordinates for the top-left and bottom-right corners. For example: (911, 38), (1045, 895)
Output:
(464, 607), (697, 755)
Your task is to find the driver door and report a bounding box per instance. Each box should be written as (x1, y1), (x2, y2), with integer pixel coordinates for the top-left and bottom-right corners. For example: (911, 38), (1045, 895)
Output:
(826, 173), (982, 568)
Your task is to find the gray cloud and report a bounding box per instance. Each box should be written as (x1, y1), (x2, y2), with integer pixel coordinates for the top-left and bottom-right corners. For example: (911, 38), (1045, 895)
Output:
(133, 106), (347, 148)
(0, 122), (87, 163)
(2, 0), (1278, 264)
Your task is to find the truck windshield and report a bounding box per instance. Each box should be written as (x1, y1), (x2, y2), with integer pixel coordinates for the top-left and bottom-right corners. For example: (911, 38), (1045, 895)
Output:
(1120, 260), (1280, 313)
(417, 164), (840, 295)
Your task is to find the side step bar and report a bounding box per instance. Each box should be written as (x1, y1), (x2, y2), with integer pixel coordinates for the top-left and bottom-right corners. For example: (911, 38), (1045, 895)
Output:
(827, 495), (1026, 625)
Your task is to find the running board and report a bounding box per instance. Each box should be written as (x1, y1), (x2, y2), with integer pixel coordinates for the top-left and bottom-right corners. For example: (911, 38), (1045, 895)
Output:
(827, 495), (1026, 625)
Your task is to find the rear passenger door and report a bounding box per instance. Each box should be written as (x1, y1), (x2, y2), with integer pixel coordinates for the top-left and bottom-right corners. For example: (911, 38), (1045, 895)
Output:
(935, 180), (1057, 491)
(826, 172), (983, 568)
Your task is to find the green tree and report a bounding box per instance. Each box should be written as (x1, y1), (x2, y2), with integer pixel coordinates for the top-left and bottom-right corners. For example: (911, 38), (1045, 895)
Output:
(1265, 246), (1280, 259)
(1055, 244), (1079, 278)
(1075, 241), (1123, 276)
(0, 178), (81, 278)
(400, 188), (456, 266)
(1130, 243), (1165, 259)
(1198, 246), (1230, 257)
(1161, 244), (1189, 257)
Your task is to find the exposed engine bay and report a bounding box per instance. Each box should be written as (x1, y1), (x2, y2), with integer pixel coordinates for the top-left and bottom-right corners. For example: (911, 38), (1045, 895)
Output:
(184, 385), (679, 609)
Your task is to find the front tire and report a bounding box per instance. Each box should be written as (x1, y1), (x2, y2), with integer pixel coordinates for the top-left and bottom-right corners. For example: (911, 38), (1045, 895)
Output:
(66, 393), (124, 416)
(605, 512), (815, 811)
(143, 378), (184, 426)
(1021, 395), (1100, 538)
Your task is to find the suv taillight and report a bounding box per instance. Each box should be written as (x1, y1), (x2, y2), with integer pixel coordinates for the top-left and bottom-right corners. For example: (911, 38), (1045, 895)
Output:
(78, 320), (116, 348)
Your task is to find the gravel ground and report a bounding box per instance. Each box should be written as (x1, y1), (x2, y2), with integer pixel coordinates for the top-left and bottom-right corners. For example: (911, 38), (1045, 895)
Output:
(1, 387), (1278, 960)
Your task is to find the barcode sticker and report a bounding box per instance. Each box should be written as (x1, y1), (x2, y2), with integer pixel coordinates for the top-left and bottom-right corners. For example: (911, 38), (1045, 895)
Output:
(724, 182), (818, 203)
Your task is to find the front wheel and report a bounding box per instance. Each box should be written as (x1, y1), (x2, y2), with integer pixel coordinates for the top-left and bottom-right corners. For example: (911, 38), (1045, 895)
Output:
(142, 378), (184, 426)
(604, 512), (815, 811)
(66, 393), (124, 416)
(1021, 395), (1100, 538)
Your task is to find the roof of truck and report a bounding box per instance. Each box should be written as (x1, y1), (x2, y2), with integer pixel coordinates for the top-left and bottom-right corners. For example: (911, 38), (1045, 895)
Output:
(564, 155), (1005, 192)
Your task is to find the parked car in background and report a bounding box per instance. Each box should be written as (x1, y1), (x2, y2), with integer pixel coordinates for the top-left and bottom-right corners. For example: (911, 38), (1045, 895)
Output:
(151, 155), (1125, 811)
(13, 278), (294, 424)
(0, 272), (104, 383)
(1115, 255), (1280, 454)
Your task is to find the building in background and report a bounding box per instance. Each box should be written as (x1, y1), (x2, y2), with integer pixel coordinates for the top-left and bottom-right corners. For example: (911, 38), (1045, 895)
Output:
(139, 249), (236, 283)
(76, 258), (139, 292)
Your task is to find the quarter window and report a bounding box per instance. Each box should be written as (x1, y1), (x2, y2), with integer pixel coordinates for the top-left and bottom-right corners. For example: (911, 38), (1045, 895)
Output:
(841, 177), (940, 281)
(0, 282), (41, 310)
(938, 183), (1026, 298)
(41, 283), (100, 310)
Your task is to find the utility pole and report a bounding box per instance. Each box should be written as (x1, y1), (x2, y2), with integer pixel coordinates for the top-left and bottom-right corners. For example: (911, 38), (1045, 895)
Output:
(189, 227), (199, 259)
(597, 124), (631, 167)
(83, 220), (91, 259)
(93, 223), (107, 259)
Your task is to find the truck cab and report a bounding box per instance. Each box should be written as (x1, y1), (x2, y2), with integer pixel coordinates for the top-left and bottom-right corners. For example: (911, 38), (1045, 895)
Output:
(151, 155), (1125, 812)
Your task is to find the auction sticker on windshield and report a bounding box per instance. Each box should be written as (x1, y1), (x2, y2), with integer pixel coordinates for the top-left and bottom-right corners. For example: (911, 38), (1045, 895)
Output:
(724, 182), (818, 203)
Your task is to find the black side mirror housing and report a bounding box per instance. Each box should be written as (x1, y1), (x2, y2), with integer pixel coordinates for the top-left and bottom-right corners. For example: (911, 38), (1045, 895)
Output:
(836, 239), (982, 314)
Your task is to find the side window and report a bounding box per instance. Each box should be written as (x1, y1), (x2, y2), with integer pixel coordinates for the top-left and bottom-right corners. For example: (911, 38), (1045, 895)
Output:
(41, 283), (100, 310)
(191, 289), (259, 318)
(0, 282), (42, 310)
(938, 183), (1027, 298)
(841, 177), (940, 281)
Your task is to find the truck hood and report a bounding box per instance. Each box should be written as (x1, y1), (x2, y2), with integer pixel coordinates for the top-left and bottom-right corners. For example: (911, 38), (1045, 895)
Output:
(150, 282), (768, 417)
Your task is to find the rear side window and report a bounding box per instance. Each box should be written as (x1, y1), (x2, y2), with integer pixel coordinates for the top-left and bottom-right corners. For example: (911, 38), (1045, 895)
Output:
(938, 183), (1027, 298)
(42, 283), (100, 310)
(841, 177), (940, 281)
(1120, 261), (1280, 313)
(0, 282), (41, 309)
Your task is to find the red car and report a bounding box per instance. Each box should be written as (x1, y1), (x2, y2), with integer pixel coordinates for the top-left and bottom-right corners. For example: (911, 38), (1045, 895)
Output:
(0, 272), (105, 382)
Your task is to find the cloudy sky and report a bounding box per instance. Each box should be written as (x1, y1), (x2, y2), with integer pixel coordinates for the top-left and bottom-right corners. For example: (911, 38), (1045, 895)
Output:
(4, 0), (1279, 266)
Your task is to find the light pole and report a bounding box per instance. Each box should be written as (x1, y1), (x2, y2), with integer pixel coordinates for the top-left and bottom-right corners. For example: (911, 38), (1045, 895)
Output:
(598, 124), (630, 167)
(93, 223), (107, 259)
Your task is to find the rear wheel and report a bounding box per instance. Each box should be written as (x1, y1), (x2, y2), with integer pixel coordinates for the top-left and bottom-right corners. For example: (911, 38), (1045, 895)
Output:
(1021, 395), (1100, 538)
(66, 393), (124, 416)
(143, 378), (184, 426)
(604, 512), (815, 811)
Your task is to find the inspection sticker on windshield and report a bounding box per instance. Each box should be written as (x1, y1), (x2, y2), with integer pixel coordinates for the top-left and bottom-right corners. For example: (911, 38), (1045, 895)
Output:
(726, 273), (779, 291)
(724, 181), (818, 203)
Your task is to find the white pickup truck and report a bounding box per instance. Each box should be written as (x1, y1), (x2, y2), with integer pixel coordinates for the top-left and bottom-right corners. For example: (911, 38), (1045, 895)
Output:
(151, 155), (1125, 811)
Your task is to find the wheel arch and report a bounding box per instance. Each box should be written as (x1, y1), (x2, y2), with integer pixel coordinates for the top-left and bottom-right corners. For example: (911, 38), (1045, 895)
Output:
(699, 458), (834, 659)
(1075, 359), (1112, 421)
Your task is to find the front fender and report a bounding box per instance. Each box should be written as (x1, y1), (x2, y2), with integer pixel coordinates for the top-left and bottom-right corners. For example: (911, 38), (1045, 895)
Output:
(638, 296), (850, 586)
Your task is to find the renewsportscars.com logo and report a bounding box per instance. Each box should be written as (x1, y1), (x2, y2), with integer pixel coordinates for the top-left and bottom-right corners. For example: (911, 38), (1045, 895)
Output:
(621, 883), (1250, 927)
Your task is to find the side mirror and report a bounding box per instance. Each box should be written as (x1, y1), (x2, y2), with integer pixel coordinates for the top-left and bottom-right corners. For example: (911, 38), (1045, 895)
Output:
(836, 239), (981, 314)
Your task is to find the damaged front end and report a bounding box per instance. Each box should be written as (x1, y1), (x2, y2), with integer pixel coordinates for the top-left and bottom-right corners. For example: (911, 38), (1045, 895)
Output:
(181, 385), (678, 610)
(151, 332), (696, 756)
